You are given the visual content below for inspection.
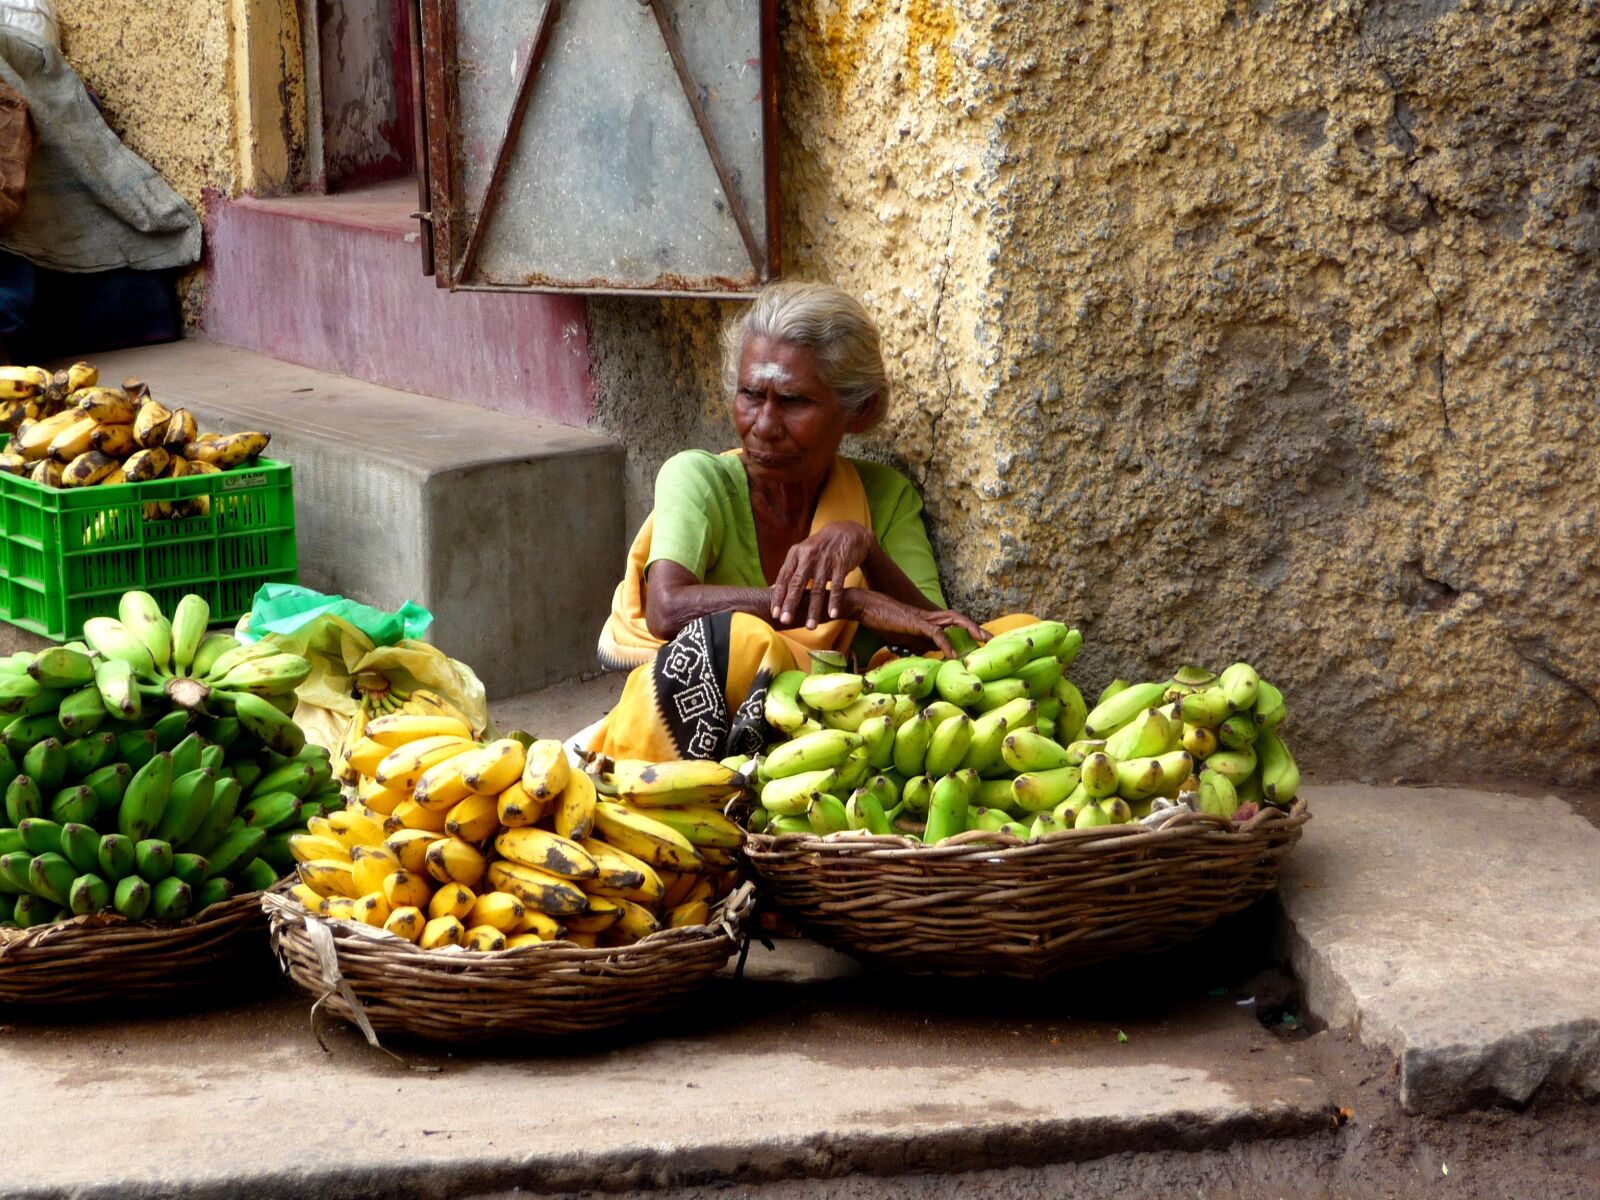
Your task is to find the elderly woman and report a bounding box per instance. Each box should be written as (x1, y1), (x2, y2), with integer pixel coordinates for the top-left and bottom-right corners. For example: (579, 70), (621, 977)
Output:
(592, 282), (1024, 762)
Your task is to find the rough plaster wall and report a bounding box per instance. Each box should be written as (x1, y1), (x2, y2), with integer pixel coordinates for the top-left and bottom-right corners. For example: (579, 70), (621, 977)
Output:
(55, 0), (233, 320)
(591, 0), (1600, 786)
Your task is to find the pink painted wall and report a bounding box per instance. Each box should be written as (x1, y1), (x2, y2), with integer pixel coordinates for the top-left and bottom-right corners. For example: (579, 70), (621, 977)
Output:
(202, 185), (594, 426)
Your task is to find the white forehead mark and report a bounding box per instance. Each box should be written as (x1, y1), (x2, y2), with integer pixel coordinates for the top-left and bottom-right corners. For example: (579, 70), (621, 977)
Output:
(746, 361), (796, 388)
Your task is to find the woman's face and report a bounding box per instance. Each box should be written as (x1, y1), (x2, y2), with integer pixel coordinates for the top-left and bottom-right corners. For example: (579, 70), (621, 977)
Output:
(733, 335), (870, 487)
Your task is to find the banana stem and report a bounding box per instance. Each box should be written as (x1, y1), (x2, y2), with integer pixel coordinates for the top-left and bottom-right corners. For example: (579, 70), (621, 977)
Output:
(165, 676), (211, 711)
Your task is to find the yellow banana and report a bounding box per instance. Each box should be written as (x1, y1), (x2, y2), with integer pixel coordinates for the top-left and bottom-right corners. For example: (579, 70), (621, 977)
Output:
(552, 768), (597, 840)
(387, 798), (449, 833)
(64, 362), (97, 391)
(457, 738), (526, 795)
(326, 809), (386, 850)
(419, 915), (465, 950)
(520, 739), (570, 800)
(383, 905), (424, 943)
(75, 387), (137, 424)
(373, 735), (477, 791)
(122, 446), (170, 482)
(467, 891), (525, 933)
(424, 836), (488, 888)
(565, 895), (623, 933)
(484, 860), (588, 915)
(493, 828), (599, 880)
(427, 882), (476, 921)
(444, 793), (500, 842)
(412, 757), (475, 812)
(607, 758), (743, 806)
(684, 875), (716, 905)
(288, 882), (329, 914)
(132, 397), (172, 447)
(183, 429), (268, 466)
(16, 409), (81, 459)
(670, 900), (711, 928)
(578, 838), (665, 903)
(400, 688), (474, 727)
(61, 450), (119, 487)
(365, 713), (474, 747)
(29, 458), (63, 487)
(381, 868), (433, 909)
(343, 736), (390, 779)
(161, 407), (197, 448)
(464, 925), (507, 952)
(640, 804), (744, 849)
(495, 779), (546, 828)
(89, 422), (137, 457)
(592, 801), (703, 871)
(289, 833), (351, 864)
(505, 931), (554, 949)
(323, 897), (360, 921)
(297, 858), (358, 899)
(512, 909), (564, 939)
(563, 932), (600, 949)
(614, 899), (660, 941)
(350, 844), (402, 895)
(353, 891), (392, 927)
(383, 829), (441, 873)
(357, 778), (408, 816)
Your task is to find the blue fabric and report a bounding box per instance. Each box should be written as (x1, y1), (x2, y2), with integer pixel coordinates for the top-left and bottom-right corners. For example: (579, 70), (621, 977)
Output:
(0, 248), (180, 361)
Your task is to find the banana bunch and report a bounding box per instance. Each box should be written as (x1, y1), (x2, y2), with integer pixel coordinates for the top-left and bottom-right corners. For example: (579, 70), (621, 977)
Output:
(330, 680), (481, 787)
(0, 596), (336, 929)
(748, 623), (1297, 845)
(295, 721), (744, 952)
(0, 360), (270, 520)
(72, 591), (311, 741)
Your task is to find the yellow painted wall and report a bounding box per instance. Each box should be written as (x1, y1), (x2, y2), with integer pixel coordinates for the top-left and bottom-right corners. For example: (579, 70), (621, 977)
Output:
(591, 0), (1600, 787)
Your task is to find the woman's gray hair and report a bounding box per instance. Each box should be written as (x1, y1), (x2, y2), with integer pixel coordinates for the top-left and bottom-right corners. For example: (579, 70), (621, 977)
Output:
(721, 281), (890, 427)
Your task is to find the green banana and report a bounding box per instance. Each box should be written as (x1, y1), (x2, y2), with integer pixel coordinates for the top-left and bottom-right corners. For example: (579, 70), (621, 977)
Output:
(923, 774), (970, 845)
(864, 655), (933, 693)
(899, 775), (932, 814)
(806, 793), (851, 835)
(966, 806), (1013, 833)
(18, 817), (62, 855)
(230, 762), (262, 795)
(148, 710), (193, 751)
(1218, 662), (1260, 712)
(208, 652), (312, 697)
(117, 751), (173, 842)
(1027, 622), (1082, 663)
(1104, 708), (1171, 761)
(796, 672), (864, 713)
(768, 815), (813, 835)
(1052, 783), (1093, 824)
(28, 852), (75, 904)
(81, 763), (132, 818)
(1030, 812), (1069, 839)
(962, 631), (1036, 681)
(1257, 731), (1299, 804)
(833, 746), (871, 793)
(96, 834), (136, 881)
(134, 839), (173, 882)
(200, 826), (265, 880)
(959, 697), (1036, 774)
(1205, 748), (1257, 786)
(169, 593), (211, 674)
(0, 827), (23, 857)
(21, 737), (66, 793)
(13, 895), (60, 927)
(934, 658), (983, 706)
(1083, 682), (1168, 739)
(0, 672), (41, 715)
(1000, 729), (1072, 774)
(973, 678), (1030, 712)
(189, 632), (240, 679)
(168, 732), (204, 779)
(1195, 769), (1239, 819)
(153, 768), (216, 844)
(69, 872), (111, 916)
(115, 728), (159, 771)
(1011, 765), (1082, 813)
(224, 692), (305, 756)
(896, 662), (937, 699)
(28, 646), (95, 690)
(198, 744), (225, 774)
(48, 785), (96, 826)
(759, 768), (837, 816)
(120, 591), (173, 675)
(1181, 687), (1231, 728)
(820, 692), (896, 733)
(1252, 680), (1287, 732)
(1078, 751), (1119, 799)
(943, 627), (979, 657)
(180, 776), (241, 855)
(200, 715), (242, 750)
(7, 713), (67, 751)
(891, 711), (933, 777)
(763, 729), (859, 779)
(238, 791), (301, 832)
(232, 857), (277, 894)
(1217, 714), (1259, 750)
(923, 714), (973, 777)
(82, 617), (156, 675)
(0, 744), (13, 786)
(0, 850), (34, 893)
(193, 876), (235, 911)
(1053, 679), (1088, 743)
(859, 714), (896, 770)
(169, 852), (209, 888)
(1012, 654), (1063, 699)
(1100, 797), (1134, 824)
(1098, 679), (1131, 705)
(5, 774), (43, 824)
(58, 822), (101, 875)
(92, 659), (140, 721)
(973, 777), (1019, 814)
(149, 876), (191, 920)
(844, 790), (890, 834)
(256, 830), (297, 871)
(62, 732), (116, 779)
(112, 875), (151, 919)
(1074, 802), (1114, 829)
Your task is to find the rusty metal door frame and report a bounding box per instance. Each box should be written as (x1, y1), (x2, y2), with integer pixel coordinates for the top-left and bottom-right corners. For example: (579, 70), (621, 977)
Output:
(415, 0), (780, 297)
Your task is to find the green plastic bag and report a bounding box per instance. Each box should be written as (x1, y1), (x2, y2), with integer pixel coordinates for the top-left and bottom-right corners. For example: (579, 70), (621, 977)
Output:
(238, 585), (489, 753)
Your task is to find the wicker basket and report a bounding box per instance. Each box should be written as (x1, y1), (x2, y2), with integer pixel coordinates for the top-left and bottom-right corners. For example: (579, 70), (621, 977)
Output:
(262, 882), (757, 1044)
(742, 800), (1309, 979)
(0, 887), (273, 1006)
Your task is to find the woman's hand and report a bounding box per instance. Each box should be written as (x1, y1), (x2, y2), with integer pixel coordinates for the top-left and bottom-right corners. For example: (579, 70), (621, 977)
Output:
(771, 520), (879, 629)
(836, 589), (989, 657)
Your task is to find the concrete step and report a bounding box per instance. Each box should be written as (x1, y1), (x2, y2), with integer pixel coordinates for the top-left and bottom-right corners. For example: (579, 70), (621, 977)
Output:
(76, 339), (624, 698)
(203, 181), (594, 425)
(1277, 783), (1600, 1113)
(0, 933), (1335, 1199)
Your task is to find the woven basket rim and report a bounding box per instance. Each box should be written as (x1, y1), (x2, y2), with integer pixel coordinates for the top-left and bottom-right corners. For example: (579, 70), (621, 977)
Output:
(262, 880), (757, 969)
(0, 885), (270, 958)
(744, 796), (1309, 861)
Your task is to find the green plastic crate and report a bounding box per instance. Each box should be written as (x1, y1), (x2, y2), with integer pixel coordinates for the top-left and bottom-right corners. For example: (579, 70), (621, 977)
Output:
(0, 434), (298, 640)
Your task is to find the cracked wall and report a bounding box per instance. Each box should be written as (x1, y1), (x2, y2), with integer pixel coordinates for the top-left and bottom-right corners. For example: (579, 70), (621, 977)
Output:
(590, 0), (1600, 786)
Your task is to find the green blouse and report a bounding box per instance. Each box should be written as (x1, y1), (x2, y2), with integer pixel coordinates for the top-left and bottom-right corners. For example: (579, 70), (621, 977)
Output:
(646, 450), (947, 609)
